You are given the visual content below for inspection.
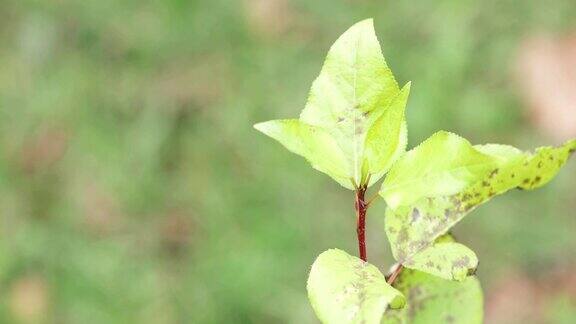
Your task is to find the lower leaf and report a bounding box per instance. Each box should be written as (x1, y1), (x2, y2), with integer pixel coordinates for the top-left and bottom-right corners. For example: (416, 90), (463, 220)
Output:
(383, 268), (483, 324)
(307, 249), (405, 324)
(402, 241), (478, 281)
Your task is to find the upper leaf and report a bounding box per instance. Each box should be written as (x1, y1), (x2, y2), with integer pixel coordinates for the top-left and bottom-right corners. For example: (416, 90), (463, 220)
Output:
(364, 86), (410, 186)
(381, 131), (497, 209)
(382, 133), (575, 271)
(253, 119), (351, 187)
(255, 19), (409, 189)
(382, 269), (483, 324)
(307, 249), (405, 324)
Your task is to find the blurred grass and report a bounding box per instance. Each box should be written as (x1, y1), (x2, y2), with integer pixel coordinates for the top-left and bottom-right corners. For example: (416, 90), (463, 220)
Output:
(0, 0), (575, 323)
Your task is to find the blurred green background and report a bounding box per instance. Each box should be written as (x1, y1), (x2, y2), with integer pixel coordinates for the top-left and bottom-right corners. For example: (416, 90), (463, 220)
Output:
(1, 0), (576, 323)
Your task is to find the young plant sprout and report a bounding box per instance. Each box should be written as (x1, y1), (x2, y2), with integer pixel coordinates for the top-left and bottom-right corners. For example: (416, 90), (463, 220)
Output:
(254, 19), (576, 324)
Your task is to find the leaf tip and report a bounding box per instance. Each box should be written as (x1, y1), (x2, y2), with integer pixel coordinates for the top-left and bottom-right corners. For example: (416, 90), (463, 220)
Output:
(397, 81), (412, 100)
(403, 81), (412, 91)
(253, 121), (268, 133)
(567, 138), (576, 153)
(254, 120), (282, 137)
(341, 18), (377, 40)
(355, 17), (375, 27)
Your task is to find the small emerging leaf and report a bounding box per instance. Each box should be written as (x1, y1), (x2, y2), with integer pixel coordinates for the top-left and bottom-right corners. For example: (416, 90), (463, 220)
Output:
(307, 249), (405, 324)
(255, 19), (409, 189)
(383, 269), (483, 324)
(383, 133), (575, 276)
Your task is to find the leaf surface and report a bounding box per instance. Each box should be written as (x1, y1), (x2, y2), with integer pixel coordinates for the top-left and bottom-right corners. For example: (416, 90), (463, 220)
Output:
(381, 131), (496, 209)
(402, 240), (478, 281)
(307, 249), (405, 324)
(364, 85), (410, 186)
(255, 19), (409, 188)
(383, 135), (575, 273)
(253, 119), (350, 187)
(382, 269), (483, 324)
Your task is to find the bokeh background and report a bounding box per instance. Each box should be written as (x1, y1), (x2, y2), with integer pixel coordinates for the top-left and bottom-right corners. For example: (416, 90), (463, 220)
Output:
(1, 0), (576, 323)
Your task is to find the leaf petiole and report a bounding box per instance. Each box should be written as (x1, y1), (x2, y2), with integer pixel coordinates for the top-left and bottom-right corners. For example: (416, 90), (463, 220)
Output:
(387, 264), (404, 285)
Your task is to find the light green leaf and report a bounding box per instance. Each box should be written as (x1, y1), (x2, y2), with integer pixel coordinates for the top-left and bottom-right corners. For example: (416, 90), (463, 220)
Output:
(364, 84), (410, 186)
(307, 249), (405, 324)
(402, 240), (478, 281)
(383, 135), (575, 271)
(253, 119), (350, 187)
(381, 131), (497, 209)
(515, 139), (576, 189)
(382, 269), (483, 324)
(255, 19), (409, 189)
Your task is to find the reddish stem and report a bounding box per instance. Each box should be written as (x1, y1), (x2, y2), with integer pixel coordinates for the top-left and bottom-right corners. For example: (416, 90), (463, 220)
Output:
(355, 186), (368, 261)
(354, 183), (404, 281)
(387, 264), (403, 285)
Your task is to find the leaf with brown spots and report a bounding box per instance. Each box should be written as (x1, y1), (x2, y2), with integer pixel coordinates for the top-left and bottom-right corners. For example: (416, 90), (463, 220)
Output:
(307, 249), (405, 324)
(382, 269), (483, 324)
(381, 131), (497, 209)
(515, 139), (576, 190)
(402, 240), (478, 281)
(383, 135), (575, 280)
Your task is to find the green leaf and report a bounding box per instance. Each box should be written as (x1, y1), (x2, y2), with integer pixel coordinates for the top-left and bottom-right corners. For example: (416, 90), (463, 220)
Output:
(364, 85), (410, 186)
(402, 240), (478, 281)
(307, 249), (405, 324)
(510, 139), (575, 190)
(383, 134), (575, 274)
(253, 119), (351, 187)
(382, 269), (483, 324)
(381, 131), (497, 209)
(255, 19), (409, 189)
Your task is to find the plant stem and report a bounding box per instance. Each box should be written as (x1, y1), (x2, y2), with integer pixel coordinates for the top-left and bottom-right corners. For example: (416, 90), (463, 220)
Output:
(355, 184), (404, 282)
(387, 264), (403, 285)
(355, 185), (368, 261)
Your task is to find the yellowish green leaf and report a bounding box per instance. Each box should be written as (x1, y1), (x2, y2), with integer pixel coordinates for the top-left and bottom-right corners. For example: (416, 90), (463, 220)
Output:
(307, 249), (405, 324)
(381, 131), (496, 209)
(383, 135), (575, 275)
(383, 269), (483, 324)
(402, 241), (478, 281)
(253, 119), (350, 187)
(255, 19), (409, 189)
